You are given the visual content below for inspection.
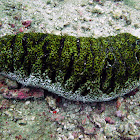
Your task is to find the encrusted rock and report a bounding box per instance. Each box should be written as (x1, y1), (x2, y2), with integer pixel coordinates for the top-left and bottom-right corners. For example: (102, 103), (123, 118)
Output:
(104, 124), (118, 137)
(5, 78), (18, 89)
(45, 96), (56, 109)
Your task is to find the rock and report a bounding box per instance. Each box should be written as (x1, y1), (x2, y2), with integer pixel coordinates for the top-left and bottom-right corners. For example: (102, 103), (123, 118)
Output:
(45, 96), (56, 109)
(4, 110), (13, 117)
(25, 101), (31, 105)
(134, 23), (140, 28)
(0, 99), (10, 110)
(0, 75), (5, 81)
(24, 101), (31, 109)
(5, 78), (18, 89)
(115, 110), (124, 118)
(116, 97), (123, 110)
(19, 27), (25, 32)
(64, 122), (75, 130)
(104, 124), (118, 137)
(135, 120), (140, 127)
(18, 120), (27, 125)
(112, 9), (122, 19)
(22, 20), (32, 28)
(0, 21), (2, 27)
(88, 0), (93, 5)
(68, 132), (74, 140)
(78, 135), (83, 139)
(92, 5), (104, 14)
(105, 117), (115, 124)
(51, 30), (61, 36)
(13, 14), (21, 20)
(63, 22), (70, 27)
(125, 19), (132, 25)
(132, 106), (139, 114)
(117, 124), (125, 134)
(9, 23), (15, 28)
(128, 123), (137, 136)
(0, 82), (8, 94)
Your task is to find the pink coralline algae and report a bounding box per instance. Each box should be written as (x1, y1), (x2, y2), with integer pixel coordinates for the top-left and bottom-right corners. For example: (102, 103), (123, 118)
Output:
(19, 27), (25, 32)
(105, 117), (115, 124)
(22, 20), (32, 28)
(115, 110), (124, 118)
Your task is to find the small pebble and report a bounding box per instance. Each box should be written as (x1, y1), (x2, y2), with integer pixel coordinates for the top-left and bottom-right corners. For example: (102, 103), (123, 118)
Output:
(22, 20), (32, 28)
(68, 132), (74, 140)
(115, 110), (124, 118)
(18, 120), (27, 125)
(0, 21), (2, 27)
(92, 5), (104, 14)
(105, 117), (115, 124)
(79, 135), (84, 139)
(25, 101), (30, 105)
(112, 9), (122, 19)
(45, 96), (56, 109)
(135, 120), (140, 127)
(5, 79), (18, 89)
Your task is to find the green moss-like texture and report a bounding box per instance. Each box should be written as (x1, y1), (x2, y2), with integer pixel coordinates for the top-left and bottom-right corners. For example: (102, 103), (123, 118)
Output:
(0, 33), (139, 102)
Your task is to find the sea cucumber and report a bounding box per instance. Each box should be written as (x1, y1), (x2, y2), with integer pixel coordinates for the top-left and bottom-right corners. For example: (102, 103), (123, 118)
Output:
(0, 32), (139, 102)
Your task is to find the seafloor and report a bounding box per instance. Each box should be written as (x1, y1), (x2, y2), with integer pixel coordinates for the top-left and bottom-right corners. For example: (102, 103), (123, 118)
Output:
(0, 0), (140, 139)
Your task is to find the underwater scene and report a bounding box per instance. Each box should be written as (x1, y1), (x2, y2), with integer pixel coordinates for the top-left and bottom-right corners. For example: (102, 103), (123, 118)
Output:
(0, 0), (140, 139)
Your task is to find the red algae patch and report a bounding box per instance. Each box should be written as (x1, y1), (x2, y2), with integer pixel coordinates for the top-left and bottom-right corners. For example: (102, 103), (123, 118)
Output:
(2, 88), (44, 100)
(0, 99), (10, 110)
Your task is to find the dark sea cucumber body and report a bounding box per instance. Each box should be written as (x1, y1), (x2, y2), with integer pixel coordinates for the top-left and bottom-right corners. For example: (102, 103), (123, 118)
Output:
(0, 33), (139, 102)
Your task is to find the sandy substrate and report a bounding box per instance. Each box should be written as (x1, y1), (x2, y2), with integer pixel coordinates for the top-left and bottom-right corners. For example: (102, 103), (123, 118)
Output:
(0, 76), (140, 140)
(0, 0), (140, 139)
(0, 0), (140, 38)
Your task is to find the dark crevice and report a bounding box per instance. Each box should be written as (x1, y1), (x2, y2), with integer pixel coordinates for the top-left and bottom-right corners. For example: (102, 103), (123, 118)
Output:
(80, 88), (89, 96)
(106, 57), (114, 66)
(31, 34), (48, 69)
(89, 40), (96, 79)
(104, 67), (116, 94)
(73, 76), (87, 92)
(59, 37), (65, 57)
(41, 41), (50, 74)
(48, 68), (56, 83)
(77, 38), (80, 58)
(124, 63), (129, 81)
(84, 55), (87, 70)
(63, 53), (74, 83)
(136, 39), (140, 46)
(10, 35), (16, 72)
(27, 60), (31, 76)
(118, 49), (129, 83)
(21, 34), (28, 65)
(100, 67), (107, 92)
(21, 34), (31, 76)
(100, 65), (116, 94)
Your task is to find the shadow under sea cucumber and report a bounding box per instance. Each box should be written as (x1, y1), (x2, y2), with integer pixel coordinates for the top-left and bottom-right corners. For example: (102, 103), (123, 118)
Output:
(0, 32), (139, 102)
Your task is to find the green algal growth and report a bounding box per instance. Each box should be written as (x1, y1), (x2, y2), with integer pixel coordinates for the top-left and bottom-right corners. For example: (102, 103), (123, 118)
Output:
(0, 32), (139, 102)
